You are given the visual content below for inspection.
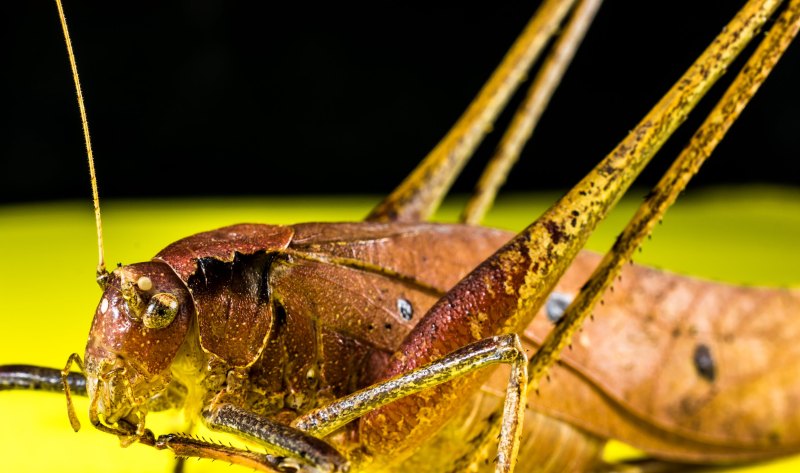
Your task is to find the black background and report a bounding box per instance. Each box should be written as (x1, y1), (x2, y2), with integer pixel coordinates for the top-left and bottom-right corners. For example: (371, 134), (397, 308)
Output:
(3, 1), (799, 203)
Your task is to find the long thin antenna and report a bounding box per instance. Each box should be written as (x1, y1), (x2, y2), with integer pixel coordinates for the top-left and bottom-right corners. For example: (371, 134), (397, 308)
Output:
(54, 0), (107, 282)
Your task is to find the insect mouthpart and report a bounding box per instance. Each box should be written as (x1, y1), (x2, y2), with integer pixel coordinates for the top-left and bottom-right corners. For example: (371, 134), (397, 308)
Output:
(86, 353), (148, 439)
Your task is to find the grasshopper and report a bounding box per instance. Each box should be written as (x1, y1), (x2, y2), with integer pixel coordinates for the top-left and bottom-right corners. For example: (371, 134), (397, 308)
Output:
(1, 1), (800, 472)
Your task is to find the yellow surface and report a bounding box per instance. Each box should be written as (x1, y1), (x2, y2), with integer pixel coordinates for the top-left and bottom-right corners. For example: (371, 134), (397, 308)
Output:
(1, 187), (799, 472)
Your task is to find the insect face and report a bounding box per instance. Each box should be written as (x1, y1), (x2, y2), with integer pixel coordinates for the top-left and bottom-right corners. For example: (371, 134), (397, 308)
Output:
(84, 262), (194, 436)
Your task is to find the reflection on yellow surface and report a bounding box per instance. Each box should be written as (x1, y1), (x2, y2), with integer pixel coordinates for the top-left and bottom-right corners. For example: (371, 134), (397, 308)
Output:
(1, 188), (799, 472)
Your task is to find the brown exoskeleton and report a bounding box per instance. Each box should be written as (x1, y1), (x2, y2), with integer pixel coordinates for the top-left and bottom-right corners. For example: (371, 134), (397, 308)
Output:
(1, 0), (800, 472)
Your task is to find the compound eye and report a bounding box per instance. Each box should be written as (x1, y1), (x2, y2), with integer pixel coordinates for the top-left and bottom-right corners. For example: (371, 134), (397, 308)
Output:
(142, 292), (179, 329)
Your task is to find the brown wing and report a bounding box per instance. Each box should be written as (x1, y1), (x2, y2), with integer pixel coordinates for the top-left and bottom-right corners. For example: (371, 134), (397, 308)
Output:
(277, 222), (514, 352)
(251, 222), (514, 410)
(519, 251), (800, 462)
(283, 223), (800, 461)
(289, 222), (512, 294)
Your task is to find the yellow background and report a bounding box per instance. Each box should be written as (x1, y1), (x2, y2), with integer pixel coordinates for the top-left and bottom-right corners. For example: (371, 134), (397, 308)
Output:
(1, 188), (799, 472)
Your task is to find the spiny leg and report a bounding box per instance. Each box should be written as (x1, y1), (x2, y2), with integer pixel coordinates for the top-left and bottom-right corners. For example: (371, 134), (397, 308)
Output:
(140, 336), (527, 472)
(292, 334), (528, 473)
(359, 0), (784, 469)
(366, 0), (578, 223)
(528, 0), (800, 389)
(373, 0), (780, 395)
(204, 404), (347, 473)
(455, 0), (800, 468)
(461, 0), (604, 225)
(369, 0), (783, 437)
(138, 405), (348, 473)
(139, 431), (290, 473)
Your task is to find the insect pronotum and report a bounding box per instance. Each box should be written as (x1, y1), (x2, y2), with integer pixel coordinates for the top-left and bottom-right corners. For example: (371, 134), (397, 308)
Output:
(1, 1), (800, 472)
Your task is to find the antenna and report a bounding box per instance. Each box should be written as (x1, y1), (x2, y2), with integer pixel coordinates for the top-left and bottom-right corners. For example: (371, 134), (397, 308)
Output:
(54, 0), (107, 284)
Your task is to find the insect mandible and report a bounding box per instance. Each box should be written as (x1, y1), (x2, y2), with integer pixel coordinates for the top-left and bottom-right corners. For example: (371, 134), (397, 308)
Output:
(1, 0), (800, 472)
